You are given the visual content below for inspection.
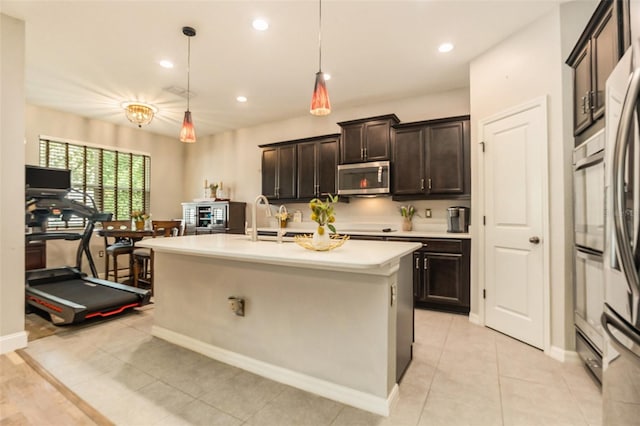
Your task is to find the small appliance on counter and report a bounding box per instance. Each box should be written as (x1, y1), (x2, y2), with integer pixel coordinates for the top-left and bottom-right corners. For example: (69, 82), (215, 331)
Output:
(447, 206), (469, 233)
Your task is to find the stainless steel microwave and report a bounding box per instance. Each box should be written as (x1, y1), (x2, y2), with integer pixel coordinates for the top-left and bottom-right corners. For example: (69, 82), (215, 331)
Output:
(337, 161), (390, 196)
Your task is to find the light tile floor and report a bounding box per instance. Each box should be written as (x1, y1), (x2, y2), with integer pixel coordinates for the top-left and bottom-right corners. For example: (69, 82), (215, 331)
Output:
(21, 308), (602, 425)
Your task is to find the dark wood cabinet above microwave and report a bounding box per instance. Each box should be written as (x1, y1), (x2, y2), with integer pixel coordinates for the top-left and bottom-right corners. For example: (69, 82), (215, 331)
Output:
(392, 115), (470, 201)
(337, 114), (400, 164)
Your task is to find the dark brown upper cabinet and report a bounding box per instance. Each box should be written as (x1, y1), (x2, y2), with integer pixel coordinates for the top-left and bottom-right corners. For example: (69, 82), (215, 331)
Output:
(338, 114), (400, 164)
(260, 144), (297, 200)
(392, 116), (470, 200)
(297, 134), (340, 200)
(567, 0), (625, 143)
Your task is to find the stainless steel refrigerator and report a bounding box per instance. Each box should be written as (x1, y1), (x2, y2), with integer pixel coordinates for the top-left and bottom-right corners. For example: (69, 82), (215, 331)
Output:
(603, 1), (640, 423)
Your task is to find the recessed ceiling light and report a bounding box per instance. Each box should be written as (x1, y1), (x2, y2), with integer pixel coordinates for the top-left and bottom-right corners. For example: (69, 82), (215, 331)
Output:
(237, 96), (248, 103)
(252, 18), (269, 31)
(438, 43), (454, 53)
(159, 59), (174, 68)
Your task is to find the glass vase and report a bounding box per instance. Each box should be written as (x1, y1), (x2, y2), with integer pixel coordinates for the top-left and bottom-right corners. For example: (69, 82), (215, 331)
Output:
(312, 224), (331, 250)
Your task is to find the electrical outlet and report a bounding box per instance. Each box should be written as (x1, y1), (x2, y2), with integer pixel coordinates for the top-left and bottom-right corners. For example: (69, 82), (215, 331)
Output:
(425, 209), (432, 218)
(98, 250), (104, 258)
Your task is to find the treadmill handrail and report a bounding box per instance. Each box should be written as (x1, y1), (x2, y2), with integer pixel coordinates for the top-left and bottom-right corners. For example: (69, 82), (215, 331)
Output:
(26, 232), (82, 242)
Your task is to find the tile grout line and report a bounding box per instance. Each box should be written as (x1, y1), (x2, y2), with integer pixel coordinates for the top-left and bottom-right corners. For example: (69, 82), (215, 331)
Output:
(16, 348), (115, 426)
(414, 312), (453, 426)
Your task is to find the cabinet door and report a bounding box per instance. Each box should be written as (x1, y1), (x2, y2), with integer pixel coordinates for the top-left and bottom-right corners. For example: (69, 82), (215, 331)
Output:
(261, 148), (278, 198)
(297, 142), (317, 199)
(591, 5), (617, 121)
(422, 252), (467, 308)
(413, 251), (423, 300)
(340, 124), (364, 163)
(364, 120), (391, 161)
(573, 45), (593, 135)
(426, 121), (465, 194)
(393, 126), (425, 195)
(317, 139), (338, 196)
(26, 241), (46, 270)
(277, 145), (297, 199)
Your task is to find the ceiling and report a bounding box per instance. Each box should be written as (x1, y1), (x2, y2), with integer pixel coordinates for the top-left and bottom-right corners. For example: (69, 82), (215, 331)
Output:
(2, 0), (565, 139)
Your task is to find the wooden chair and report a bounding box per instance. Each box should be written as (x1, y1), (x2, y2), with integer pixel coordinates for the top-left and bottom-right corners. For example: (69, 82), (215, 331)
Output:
(133, 220), (183, 294)
(102, 220), (135, 283)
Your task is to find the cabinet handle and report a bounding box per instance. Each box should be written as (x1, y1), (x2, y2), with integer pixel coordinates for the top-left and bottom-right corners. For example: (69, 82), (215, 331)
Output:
(364, 147), (367, 159)
(423, 258), (428, 270)
(584, 91), (592, 112)
(581, 95), (587, 114)
(589, 91), (596, 111)
(361, 148), (364, 159)
(420, 178), (425, 191)
(422, 243), (428, 247)
(428, 178), (432, 190)
(415, 257), (420, 269)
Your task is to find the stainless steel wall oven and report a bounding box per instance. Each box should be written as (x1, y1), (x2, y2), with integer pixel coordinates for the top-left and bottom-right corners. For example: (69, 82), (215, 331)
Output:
(573, 128), (605, 382)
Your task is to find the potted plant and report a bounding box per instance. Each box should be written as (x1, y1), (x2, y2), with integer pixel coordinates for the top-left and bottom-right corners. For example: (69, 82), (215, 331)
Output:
(309, 194), (338, 249)
(400, 205), (415, 231)
(131, 210), (150, 230)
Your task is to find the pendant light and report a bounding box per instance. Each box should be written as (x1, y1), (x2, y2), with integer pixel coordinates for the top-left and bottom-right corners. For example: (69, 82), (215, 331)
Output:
(310, 0), (331, 116)
(180, 26), (197, 143)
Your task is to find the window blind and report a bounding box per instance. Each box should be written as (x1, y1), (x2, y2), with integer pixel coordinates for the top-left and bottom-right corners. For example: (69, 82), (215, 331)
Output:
(39, 138), (150, 228)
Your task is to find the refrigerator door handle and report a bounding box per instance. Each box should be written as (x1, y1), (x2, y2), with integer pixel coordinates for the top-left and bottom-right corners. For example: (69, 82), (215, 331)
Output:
(602, 309), (640, 369)
(612, 41), (640, 323)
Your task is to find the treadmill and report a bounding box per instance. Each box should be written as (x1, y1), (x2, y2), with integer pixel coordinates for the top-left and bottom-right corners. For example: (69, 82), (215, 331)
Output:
(25, 166), (151, 325)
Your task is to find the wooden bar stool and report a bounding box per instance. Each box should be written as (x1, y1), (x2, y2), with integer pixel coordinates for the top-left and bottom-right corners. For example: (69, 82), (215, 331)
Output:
(102, 220), (135, 283)
(133, 220), (183, 294)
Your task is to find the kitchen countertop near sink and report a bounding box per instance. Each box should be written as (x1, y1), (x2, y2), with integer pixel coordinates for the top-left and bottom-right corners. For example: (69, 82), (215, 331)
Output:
(256, 222), (471, 239)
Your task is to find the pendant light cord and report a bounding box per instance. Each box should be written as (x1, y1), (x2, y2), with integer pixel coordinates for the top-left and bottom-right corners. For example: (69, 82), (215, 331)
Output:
(318, 0), (323, 72)
(187, 35), (191, 111)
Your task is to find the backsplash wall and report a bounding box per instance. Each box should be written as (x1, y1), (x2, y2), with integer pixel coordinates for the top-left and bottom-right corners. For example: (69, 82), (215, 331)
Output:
(261, 197), (471, 231)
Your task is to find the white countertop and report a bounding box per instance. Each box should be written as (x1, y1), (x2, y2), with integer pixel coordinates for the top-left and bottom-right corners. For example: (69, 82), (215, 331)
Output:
(137, 233), (421, 274)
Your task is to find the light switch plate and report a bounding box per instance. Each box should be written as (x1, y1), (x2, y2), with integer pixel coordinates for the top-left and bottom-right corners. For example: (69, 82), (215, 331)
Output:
(425, 209), (432, 218)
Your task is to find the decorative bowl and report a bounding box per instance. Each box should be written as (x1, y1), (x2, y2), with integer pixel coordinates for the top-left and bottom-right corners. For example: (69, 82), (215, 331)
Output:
(294, 234), (349, 251)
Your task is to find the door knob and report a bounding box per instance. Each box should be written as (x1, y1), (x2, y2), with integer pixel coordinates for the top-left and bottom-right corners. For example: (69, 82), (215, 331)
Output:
(529, 236), (540, 244)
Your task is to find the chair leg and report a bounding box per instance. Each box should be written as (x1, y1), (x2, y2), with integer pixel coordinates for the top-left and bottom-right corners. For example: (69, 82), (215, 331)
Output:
(113, 256), (118, 283)
(133, 256), (140, 288)
(105, 254), (110, 280)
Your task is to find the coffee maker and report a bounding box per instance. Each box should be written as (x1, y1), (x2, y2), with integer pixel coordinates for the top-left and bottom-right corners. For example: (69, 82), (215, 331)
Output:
(447, 206), (469, 233)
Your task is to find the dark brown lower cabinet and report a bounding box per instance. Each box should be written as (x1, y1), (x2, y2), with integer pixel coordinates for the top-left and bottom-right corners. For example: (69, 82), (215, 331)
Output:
(410, 238), (470, 313)
(26, 240), (46, 270)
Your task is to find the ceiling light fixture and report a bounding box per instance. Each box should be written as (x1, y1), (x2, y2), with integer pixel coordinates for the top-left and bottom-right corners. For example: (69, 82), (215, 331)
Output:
(180, 26), (197, 143)
(438, 42), (454, 53)
(236, 96), (248, 103)
(252, 18), (269, 31)
(310, 0), (331, 116)
(159, 59), (174, 69)
(122, 101), (157, 128)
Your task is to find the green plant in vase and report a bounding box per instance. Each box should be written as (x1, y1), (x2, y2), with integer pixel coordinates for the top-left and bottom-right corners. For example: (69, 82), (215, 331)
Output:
(309, 194), (338, 248)
(400, 205), (415, 231)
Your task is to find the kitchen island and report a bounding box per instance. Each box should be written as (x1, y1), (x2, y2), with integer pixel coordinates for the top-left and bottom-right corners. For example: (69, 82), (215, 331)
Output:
(136, 233), (420, 415)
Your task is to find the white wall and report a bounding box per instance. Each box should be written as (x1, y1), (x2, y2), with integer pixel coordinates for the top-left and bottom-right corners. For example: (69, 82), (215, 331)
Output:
(184, 88), (470, 228)
(1, 14), (28, 353)
(469, 2), (596, 354)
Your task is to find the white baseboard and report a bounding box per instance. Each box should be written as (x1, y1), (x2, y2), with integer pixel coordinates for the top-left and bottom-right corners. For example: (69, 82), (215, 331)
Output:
(0, 331), (28, 355)
(468, 312), (481, 325)
(152, 325), (397, 416)
(546, 345), (581, 363)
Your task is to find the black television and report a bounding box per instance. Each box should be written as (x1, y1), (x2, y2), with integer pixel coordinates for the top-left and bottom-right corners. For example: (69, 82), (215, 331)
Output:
(26, 165), (71, 198)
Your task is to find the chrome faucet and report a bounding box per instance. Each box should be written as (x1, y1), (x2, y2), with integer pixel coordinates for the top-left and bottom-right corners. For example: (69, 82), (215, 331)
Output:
(251, 195), (272, 241)
(277, 204), (288, 244)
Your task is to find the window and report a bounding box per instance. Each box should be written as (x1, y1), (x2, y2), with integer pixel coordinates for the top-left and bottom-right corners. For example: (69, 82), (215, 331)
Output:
(39, 137), (150, 228)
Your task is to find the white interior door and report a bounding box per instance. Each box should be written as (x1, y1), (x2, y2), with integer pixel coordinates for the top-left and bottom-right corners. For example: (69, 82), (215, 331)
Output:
(481, 100), (546, 349)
